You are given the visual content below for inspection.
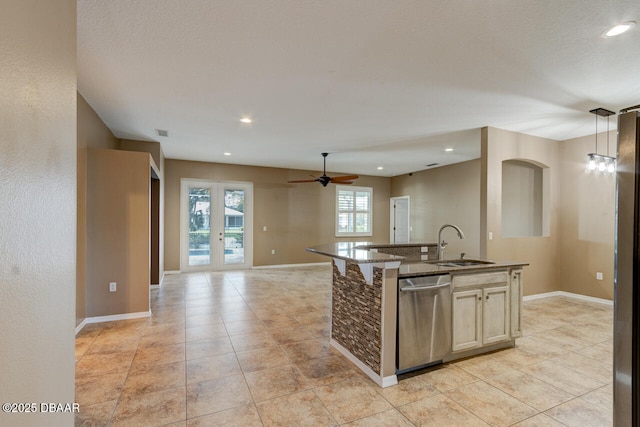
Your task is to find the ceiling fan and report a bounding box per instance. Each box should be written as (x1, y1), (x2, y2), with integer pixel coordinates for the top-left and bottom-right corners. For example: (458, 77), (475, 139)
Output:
(288, 153), (359, 187)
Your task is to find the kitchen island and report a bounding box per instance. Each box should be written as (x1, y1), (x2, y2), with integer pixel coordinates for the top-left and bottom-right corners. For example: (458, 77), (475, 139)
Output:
(306, 242), (528, 387)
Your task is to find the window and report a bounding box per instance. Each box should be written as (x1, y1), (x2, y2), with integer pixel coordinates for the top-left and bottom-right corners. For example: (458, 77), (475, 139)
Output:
(336, 186), (373, 236)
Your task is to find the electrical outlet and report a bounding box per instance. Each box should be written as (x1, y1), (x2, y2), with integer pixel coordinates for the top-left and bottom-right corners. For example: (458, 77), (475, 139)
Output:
(489, 232), (493, 240)
(596, 272), (603, 280)
(109, 282), (117, 292)
(271, 249), (276, 255)
(263, 226), (267, 231)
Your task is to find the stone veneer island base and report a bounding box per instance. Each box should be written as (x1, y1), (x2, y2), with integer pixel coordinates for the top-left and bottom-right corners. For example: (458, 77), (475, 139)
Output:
(330, 258), (400, 387)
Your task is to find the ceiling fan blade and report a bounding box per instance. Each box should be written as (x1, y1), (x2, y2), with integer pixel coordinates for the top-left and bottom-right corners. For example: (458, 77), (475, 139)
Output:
(287, 179), (318, 183)
(288, 153), (358, 186)
(330, 175), (359, 181)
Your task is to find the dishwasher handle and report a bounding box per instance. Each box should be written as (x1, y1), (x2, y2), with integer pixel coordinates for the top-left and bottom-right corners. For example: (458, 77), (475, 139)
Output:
(400, 282), (451, 292)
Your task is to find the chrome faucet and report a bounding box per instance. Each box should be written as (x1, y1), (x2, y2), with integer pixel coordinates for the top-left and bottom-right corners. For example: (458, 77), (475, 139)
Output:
(437, 224), (465, 260)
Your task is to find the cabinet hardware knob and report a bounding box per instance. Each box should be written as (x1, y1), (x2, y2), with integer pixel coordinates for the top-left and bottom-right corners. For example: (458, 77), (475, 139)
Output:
(486, 295), (490, 300)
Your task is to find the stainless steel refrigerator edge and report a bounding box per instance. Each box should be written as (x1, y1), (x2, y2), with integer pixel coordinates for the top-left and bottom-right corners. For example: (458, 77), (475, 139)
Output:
(614, 109), (640, 426)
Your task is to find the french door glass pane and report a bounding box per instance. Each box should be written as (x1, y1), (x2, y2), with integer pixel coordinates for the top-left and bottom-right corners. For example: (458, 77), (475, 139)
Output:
(224, 189), (245, 264)
(188, 187), (211, 266)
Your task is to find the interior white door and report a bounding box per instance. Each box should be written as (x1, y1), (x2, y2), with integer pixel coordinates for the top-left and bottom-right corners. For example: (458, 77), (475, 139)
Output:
(390, 196), (410, 243)
(181, 179), (253, 271)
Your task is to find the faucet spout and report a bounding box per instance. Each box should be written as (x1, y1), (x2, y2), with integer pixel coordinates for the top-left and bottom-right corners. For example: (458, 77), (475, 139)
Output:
(437, 224), (465, 260)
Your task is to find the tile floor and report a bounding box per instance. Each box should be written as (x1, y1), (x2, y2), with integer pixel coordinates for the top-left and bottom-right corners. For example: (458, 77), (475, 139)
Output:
(75, 265), (613, 426)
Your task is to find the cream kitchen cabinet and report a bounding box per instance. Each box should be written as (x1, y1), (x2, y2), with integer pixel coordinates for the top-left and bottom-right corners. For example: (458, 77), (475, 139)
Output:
(451, 271), (511, 353)
(510, 269), (523, 338)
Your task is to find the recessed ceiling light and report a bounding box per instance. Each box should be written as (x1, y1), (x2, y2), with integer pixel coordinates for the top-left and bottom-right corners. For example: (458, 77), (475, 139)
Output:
(240, 117), (252, 124)
(602, 21), (635, 38)
(224, 152), (231, 156)
(377, 166), (384, 170)
(445, 148), (454, 152)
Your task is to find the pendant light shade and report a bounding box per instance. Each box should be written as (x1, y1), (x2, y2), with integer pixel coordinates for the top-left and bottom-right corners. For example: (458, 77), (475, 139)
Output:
(586, 108), (616, 175)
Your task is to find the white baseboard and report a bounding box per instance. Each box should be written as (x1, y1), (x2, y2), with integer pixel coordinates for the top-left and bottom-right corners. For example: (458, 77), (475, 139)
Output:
(166, 263), (329, 275)
(75, 319), (88, 335)
(523, 291), (563, 301)
(75, 310), (151, 335)
(330, 339), (398, 388)
(524, 290), (612, 306)
(156, 270), (180, 288)
(252, 262), (330, 270)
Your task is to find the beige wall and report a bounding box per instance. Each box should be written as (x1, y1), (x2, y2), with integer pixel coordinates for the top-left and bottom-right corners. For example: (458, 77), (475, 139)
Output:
(481, 127), (561, 296)
(77, 94), (117, 324)
(77, 111), (163, 318)
(0, 1), (77, 425)
(164, 159), (391, 270)
(390, 159), (481, 258)
(119, 139), (165, 282)
(501, 160), (544, 238)
(558, 131), (615, 299)
(86, 149), (151, 316)
(391, 127), (613, 300)
(101, 128), (613, 301)
(78, 95), (119, 150)
(119, 139), (163, 172)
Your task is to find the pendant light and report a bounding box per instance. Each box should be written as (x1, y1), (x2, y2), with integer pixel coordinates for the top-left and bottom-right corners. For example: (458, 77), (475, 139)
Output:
(586, 108), (616, 175)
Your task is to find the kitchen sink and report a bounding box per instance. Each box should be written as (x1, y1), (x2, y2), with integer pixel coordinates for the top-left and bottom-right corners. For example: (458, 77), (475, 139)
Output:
(424, 259), (496, 267)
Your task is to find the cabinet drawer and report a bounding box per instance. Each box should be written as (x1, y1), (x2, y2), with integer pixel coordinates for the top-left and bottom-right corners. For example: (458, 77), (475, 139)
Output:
(453, 271), (509, 289)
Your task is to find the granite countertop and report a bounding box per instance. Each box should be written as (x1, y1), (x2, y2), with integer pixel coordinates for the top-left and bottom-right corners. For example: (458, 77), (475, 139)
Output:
(306, 242), (528, 277)
(398, 259), (529, 278)
(306, 242), (404, 263)
(356, 242), (437, 248)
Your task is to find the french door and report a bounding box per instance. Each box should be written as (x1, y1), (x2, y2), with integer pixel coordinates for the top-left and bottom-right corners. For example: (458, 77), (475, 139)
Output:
(180, 179), (253, 271)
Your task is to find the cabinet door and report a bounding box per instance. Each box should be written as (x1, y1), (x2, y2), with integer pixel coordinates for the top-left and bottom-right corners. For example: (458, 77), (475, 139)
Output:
(482, 285), (510, 345)
(510, 270), (523, 338)
(452, 289), (482, 352)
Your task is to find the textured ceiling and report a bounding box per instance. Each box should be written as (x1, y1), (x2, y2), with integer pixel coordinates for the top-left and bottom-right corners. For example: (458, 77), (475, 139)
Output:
(77, 0), (640, 177)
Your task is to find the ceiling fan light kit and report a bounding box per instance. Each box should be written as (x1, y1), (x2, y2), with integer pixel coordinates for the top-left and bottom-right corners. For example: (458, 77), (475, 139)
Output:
(288, 153), (359, 187)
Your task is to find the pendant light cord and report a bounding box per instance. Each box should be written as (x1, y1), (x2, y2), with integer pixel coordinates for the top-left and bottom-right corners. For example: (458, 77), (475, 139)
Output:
(606, 116), (610, 157)
(594, 113), (598, 154)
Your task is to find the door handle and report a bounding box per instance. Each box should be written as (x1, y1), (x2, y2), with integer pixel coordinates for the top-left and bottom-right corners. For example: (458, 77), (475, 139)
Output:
(400, 282), (451, 292)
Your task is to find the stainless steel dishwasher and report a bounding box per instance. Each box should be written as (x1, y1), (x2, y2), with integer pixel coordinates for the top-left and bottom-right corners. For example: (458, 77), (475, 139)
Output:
(397, 274), (452, 374)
